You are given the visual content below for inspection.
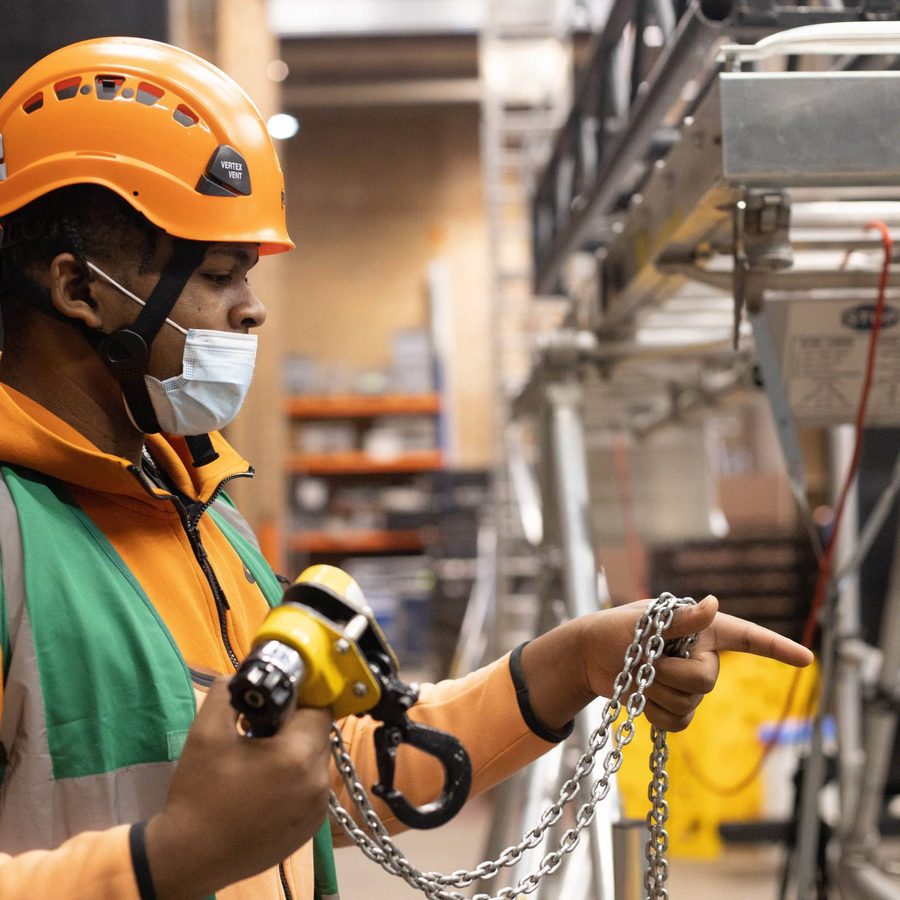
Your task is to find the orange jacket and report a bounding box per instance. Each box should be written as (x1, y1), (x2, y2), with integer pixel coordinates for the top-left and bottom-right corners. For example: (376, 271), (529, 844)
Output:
(0, 383), (558, 899)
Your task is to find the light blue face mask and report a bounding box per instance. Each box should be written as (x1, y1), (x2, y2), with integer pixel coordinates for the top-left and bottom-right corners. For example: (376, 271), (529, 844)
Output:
(87, 260), (258, 435)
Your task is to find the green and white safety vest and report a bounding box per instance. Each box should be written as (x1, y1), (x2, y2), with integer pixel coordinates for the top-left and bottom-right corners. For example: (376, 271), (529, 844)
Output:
(0, 464), (338, 900)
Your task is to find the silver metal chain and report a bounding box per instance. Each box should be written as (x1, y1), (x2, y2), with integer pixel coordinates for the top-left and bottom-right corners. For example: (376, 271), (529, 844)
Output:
(645, 631), (696, 899)
(329, 593), (697, 900)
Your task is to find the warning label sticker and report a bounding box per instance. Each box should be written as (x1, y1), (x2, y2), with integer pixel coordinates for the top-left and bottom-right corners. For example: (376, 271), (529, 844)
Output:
(784, 298), (900, 427)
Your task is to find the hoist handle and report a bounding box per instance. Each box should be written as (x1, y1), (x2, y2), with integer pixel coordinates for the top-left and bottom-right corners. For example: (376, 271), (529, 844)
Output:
(371, 720), (472, 830)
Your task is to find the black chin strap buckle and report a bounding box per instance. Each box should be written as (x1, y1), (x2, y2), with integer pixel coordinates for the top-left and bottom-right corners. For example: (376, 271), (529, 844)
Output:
(99, 329), (149, 380)
(186, 434), (220, 467)
(98, 328), (161, 434)
(94, 238), (210, 436)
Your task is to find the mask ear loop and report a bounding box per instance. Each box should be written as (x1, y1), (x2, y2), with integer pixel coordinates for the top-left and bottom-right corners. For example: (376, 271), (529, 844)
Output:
(95, 238), (209, 436)
(86, 262), (188, 335)
(86, 250), (219, 468)
(1, 223), (220, 465)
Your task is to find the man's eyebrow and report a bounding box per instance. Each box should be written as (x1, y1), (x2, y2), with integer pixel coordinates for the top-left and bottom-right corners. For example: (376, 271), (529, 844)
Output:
(205, 246), (258, 265)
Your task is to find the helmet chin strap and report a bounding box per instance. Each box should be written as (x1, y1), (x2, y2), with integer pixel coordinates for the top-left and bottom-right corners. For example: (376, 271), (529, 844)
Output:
(92, 238), (222, 468)
(95, 238), (209, 434)
(1, 234), (219, 467)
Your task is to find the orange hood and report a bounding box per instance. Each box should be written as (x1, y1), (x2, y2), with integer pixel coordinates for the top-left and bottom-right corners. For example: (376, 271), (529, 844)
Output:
(0, 382), (251, 503)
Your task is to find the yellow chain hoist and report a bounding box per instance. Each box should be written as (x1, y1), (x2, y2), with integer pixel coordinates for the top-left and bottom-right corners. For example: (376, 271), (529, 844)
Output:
(229, 564), (472, 829)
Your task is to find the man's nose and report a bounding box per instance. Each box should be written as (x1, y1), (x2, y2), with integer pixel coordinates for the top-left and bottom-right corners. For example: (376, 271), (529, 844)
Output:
(234, 288), (267, 330)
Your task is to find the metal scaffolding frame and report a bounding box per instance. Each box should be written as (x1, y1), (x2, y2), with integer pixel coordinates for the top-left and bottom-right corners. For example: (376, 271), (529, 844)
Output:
(475, 0), (574, 667)
(531, 0), (900, 297)
(519, 3), (900, 898)
(468, 0), (900, 896)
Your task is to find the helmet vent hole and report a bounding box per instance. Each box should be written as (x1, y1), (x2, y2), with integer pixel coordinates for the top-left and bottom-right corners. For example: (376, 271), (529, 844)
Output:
(23, 92), (44, 114)
(132, 190), (139, 197)
(54, 77), (81, 100)
(136, 82), (164, 106)
(95, 75), (125, 100)
(173, 104), (198, 127)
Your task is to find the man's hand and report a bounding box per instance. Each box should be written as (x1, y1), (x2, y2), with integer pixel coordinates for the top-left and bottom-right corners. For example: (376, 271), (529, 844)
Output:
(144, 678), (333, 899)
(578, 595), (813, 732)
(521, 595), (814, 735)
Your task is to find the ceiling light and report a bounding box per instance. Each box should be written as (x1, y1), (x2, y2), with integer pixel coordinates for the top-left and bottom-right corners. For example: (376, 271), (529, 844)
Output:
(643, 25), (665, 48)
(267, 113), (300, 140)
(266, 59), (290, 82)
(483, 38), (569, 105)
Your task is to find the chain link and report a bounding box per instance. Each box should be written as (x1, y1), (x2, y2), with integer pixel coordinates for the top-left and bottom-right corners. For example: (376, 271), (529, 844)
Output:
(329, 593), (697, 899)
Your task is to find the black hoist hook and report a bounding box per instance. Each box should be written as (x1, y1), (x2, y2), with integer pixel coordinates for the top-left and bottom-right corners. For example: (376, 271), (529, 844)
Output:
(367, 664), (472, 830)
(230, 566), (473, 830)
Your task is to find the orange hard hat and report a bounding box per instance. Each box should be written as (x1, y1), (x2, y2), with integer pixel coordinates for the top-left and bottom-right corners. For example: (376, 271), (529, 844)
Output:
(0, 37), (293, 255)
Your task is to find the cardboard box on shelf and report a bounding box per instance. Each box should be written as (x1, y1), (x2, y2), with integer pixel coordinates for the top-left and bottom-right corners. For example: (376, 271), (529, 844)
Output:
(390, 329), (434, 394)
(293, 421), (357, 454)
(718, 472), (799, 533)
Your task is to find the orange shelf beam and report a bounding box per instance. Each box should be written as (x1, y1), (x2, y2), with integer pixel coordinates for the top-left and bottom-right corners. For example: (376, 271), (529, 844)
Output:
(257, 519), (283, 573)
(290, 529), (425, 554)
(287, 449), (443, 475)
(286, 393), (441, 419)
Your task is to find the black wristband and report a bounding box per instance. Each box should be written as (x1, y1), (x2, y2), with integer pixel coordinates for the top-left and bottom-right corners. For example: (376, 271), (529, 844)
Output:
(509, 642), (575, 744)
(129, 820), (158, 900)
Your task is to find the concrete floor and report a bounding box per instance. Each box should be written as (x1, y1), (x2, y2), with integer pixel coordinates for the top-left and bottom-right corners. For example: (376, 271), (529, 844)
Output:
(334, 794), (791, 899)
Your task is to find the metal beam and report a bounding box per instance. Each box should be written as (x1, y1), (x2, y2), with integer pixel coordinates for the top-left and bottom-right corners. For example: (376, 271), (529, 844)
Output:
(530, 0), (900, 294)
(533, 0), (732, 293)
(282, 77), (482, 107)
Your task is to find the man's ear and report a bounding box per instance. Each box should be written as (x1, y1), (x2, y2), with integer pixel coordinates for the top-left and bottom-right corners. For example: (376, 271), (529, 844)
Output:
(48, 253), (102, 329)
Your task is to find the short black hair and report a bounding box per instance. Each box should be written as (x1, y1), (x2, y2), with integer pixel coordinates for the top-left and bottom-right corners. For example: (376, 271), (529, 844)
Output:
(0, 185), (161, 343)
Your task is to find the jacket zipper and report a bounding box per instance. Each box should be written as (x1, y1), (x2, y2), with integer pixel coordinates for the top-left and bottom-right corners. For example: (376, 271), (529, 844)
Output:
(187, 470), (253, 529)
(183, 508), (240, 667)
(132, 465), (294, 900)
(129, 465), (252, 670)
(192, 476), (295, 900)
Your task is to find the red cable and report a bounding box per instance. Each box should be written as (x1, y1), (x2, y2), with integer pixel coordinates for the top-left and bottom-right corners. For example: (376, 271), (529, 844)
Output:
(681, 671), (806, 796)
(801, 220), (892, 648)
(682, 222), (892, 797)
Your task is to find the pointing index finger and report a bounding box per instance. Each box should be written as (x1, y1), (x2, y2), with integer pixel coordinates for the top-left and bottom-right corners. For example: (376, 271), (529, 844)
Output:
(710, 612), (814, 667)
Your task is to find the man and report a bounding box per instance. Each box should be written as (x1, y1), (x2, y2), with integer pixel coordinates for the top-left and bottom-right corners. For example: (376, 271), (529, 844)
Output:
(0, 37), (811, 899)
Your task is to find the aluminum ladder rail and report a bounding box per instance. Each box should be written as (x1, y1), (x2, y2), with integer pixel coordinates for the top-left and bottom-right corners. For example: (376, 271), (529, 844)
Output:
(478, 0), (573, 669)
(470, 3), (643, 898)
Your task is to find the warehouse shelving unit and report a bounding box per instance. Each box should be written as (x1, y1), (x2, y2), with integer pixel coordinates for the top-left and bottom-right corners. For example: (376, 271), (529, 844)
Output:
(286, 393), (442, 419)
(285, 392), (444, 568)
(286, 449), (444, 476)
(284, 391), (449, 674)
(289, 529), (425, 556)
